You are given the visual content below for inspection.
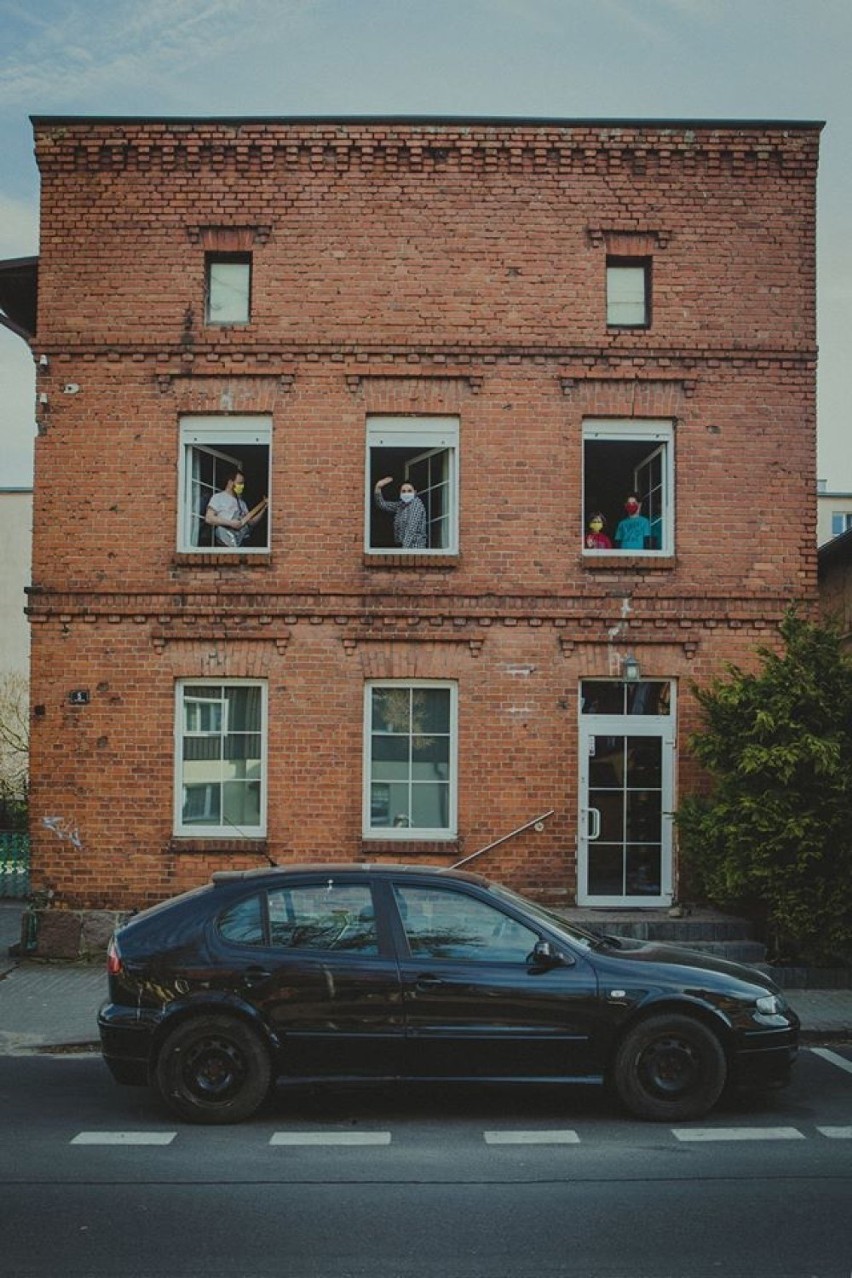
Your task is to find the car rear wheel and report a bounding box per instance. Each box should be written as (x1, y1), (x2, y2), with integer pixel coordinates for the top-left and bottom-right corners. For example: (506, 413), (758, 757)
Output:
(613, 1013), (727, 1122)
(154, 1015), (272, 1124)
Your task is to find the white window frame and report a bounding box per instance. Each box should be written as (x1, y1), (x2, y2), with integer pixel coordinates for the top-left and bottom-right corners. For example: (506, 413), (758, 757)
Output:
(178, 415), (272, 554)
(582, 418), (674, 557)
(174, 679), (268, 839)
(365, 416), (460, 555)
(205, 253), (252, 325)
(362, 680), (458, 840)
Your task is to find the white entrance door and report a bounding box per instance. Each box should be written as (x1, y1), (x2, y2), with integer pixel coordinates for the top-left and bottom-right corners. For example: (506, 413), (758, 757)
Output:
(578, 681), (675, 907)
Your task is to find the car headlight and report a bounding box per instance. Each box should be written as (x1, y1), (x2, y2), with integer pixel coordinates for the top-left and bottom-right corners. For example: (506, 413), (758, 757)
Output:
(755, 994), (784, 1015)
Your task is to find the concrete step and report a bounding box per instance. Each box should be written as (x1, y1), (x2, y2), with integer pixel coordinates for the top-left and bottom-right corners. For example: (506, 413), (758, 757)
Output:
(550, 907), (766, 966)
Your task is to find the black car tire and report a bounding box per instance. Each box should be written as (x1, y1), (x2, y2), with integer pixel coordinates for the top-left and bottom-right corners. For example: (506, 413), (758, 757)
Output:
(612, 1013), (727, 1122)
(154, 1015), (272, 1124)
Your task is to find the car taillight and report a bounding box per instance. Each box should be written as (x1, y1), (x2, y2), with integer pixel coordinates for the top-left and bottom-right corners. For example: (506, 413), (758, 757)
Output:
(107, 937), (123, 977)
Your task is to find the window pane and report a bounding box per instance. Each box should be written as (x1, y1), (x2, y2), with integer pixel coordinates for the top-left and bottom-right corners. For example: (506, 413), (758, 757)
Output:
(394, 885), (537, 962)
(588, 845), (624, 896)
(626, 845), (662, 895)
(223, 780), (261, 828)
(581, 682), (625, 715)
(411, 735), (450, 779)
(371, 735), (410, 781)
(219, 895), (265, 946)
(207, 260), (250, 323)
(267, 883), (378, 954)
(412, 688), (451, 734)
(370, 781), (411, 828)
(372, 687), (411, 734)
(227, 685), (261, 731)
(607, 264), (647, 325)
(183, 782), (220, 825)
(411, 782), (449, 829)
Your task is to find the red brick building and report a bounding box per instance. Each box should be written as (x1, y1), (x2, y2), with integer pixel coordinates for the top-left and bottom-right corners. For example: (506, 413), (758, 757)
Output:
(8, 116), (821, 911)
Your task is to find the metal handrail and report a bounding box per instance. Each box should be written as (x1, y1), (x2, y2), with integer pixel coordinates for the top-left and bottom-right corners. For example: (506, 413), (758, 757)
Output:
(450, 809), (555, 870)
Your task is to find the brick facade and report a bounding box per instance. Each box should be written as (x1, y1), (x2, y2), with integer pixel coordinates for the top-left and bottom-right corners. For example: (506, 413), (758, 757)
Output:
(25, 117), (820, 909)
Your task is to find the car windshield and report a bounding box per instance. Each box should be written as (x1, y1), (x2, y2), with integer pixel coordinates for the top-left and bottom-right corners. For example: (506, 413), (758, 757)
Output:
(487, 883), (605, 951)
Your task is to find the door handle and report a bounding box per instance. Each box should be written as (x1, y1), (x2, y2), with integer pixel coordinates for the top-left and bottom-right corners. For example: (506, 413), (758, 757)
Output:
(242, 966), (271, 986)
(414, 974), (444, 991)
(587, 807), (601, 840)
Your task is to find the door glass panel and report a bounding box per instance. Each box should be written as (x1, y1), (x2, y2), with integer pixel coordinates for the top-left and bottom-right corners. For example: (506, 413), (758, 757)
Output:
(626, 845), (662, 895)
(589, 789), (623, 842)
(626, 737), (662, 785)
(582, 681), (671, 715)
(589, 736), (624, 787)
(588, 845), (624, 896)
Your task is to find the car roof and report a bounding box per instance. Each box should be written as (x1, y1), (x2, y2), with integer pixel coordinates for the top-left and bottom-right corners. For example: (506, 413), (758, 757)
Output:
(209, 863), (492, 889)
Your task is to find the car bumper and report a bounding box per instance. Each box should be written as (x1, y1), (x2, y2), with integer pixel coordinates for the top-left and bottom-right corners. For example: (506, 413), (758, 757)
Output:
(731, 1025), (799, 1088)
(98, 1002), (162, 1086)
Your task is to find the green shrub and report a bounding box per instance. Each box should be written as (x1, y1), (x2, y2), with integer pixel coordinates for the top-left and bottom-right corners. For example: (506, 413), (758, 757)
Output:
(678, 610), (852, 965)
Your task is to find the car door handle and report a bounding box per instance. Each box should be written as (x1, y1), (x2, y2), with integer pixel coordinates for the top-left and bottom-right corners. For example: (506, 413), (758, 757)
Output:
(414, 974), (445, 991)
(242, 966), (272, 986)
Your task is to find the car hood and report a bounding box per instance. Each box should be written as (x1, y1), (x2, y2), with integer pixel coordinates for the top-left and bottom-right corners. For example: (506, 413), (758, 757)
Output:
(592, 937), (780, 994)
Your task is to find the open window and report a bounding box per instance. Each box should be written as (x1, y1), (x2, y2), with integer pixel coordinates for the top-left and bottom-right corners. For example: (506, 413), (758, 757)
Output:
(174, 680), (267, 838)
(606, 257), (651, 328)
(583, 419), (674, 556)
(178, 415), (271, 553)
(366, 416), (459, 554)
(205, 253), (252, 325)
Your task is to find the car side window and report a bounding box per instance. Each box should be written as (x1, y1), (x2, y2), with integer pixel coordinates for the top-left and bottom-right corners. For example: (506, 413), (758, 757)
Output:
(393, 885), (538, 963)
(218, 893), (265, 945)
(267, 882), (379, 955)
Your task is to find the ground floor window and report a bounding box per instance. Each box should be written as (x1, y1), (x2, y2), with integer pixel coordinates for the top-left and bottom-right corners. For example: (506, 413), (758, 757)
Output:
(363, 682), (457, 837)
(179, 416), (271, 552)
(175, 681), (266, 837)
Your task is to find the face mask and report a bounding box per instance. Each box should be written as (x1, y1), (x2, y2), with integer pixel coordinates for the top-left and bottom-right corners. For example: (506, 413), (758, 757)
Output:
(625, 501), (639, 515)
(233, 483), (245, 496)
(589, 520), (603, 533)
(400, 492), (415, 504)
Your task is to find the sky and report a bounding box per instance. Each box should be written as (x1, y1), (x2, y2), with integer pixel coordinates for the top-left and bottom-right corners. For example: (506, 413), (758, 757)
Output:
(0, 0), (850, 489)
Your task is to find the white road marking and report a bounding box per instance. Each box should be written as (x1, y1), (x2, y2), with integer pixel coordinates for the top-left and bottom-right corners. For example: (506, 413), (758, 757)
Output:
(484, 1130), (581, 1145)
(71, 1132), (177, 1145)
(817, 1127), (852, 1139)
(672, 1127), (805, 1142)
(269, 1132), (391, 1146)
(810, 1047), (852, 1077)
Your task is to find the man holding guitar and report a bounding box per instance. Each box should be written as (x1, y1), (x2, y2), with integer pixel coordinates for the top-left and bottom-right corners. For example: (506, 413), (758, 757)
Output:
(204, 468), (268, 548)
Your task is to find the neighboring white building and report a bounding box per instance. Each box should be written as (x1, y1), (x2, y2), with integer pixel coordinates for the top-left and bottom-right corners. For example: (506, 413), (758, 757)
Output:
(0, 487), (32, 680)
(817, 480), (852, 546)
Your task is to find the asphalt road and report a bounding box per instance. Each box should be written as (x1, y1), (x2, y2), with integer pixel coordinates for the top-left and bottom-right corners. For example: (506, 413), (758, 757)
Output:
(0, 1047), (850, 1278)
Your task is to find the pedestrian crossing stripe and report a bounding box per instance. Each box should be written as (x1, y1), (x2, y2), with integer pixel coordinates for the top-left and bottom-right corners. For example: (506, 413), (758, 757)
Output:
(71, 1132), (177, 1145)
(68, 1126), (843, 1145)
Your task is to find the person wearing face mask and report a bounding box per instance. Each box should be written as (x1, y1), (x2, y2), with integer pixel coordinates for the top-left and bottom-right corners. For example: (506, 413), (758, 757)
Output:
(585, 512), (612, 549)
(614, 494), (653, 551)
(205, 468), (268, 548)
(374, 476), (428, 549)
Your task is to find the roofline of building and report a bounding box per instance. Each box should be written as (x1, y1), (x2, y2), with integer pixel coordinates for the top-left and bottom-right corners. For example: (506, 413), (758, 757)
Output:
(30, 114), (826, 131)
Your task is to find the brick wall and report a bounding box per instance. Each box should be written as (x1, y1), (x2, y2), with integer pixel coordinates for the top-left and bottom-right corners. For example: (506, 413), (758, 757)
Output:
(26, 118), (820, 909)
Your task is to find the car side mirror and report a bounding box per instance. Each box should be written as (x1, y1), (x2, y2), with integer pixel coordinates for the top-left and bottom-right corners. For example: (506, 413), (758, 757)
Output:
(530, 939), (573, 969)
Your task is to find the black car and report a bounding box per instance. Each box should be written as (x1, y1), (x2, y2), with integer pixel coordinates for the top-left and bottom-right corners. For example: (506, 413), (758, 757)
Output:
(99, 864), (798, 1124)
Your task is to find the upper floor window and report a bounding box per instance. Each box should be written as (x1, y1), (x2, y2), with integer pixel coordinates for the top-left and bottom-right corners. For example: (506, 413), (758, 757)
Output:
(583, 419), (674, 556)
(606, 257), (651, 328)
(831, 512), (852, 537)
(366, 416), (459, 555)
(364, 682), (457, 838)
(205, 253), (252, 325)
(175, 680), (267, 838)
(179, 416), (271, 553)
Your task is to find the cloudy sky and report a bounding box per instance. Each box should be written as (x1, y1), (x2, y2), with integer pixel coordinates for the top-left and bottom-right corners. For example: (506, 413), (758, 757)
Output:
(1, 0), (849, 488)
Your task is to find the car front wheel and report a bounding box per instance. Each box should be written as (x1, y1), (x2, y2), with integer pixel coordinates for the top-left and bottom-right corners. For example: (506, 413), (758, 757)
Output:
(154, 1015), (272, 1124)
(613, 1013), (727, 1122)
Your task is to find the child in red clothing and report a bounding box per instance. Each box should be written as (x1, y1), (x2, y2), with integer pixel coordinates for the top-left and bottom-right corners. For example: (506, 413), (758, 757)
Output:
(585, 512), (612, 549)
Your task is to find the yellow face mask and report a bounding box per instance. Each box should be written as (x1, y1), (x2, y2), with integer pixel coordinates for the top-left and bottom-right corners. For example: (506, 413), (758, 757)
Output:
(233, 483), (245, 496)
(589, 519), (603, 533)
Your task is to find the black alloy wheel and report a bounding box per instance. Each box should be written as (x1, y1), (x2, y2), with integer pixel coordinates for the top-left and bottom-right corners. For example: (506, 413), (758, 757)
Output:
(613, 1013), (727, 1121)
(155, 1014), (272, 1124)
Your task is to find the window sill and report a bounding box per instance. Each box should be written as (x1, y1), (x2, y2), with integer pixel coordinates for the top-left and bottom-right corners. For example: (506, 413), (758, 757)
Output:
(581, 554), (676, 571)
(360, 838), (461, 857)
(173, 552), (272, 568)
(168, 838), (270, 855)
(363, 554), (460, 569)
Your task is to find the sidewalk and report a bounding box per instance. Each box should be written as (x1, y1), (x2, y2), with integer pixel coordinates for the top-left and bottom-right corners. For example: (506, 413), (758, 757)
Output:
(0, 902), (849, 1055)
